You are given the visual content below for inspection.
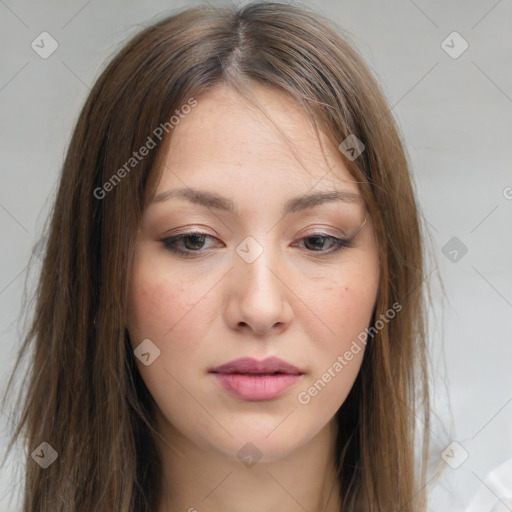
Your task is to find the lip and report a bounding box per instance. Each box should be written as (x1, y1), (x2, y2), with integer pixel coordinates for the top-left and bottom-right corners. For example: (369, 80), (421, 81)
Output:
(209, 357), (304, 401)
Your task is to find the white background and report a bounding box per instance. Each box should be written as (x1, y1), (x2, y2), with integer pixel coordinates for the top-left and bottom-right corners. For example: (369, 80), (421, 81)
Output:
(1, 0), (511, 510)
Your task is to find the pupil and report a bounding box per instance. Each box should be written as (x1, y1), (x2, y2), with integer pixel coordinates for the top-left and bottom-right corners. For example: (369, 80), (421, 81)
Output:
(184, 234), (205, 250)
(305, 235), (325, 251)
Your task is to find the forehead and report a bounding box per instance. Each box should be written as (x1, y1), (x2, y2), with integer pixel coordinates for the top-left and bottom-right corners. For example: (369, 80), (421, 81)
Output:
(155, 83), (360, 203)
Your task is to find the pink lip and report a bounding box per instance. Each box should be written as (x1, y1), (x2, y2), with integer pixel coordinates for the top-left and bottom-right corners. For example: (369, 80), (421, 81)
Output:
(209, 357), (304, 401)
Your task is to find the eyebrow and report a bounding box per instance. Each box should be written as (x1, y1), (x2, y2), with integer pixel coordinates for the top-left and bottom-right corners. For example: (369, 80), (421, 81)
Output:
(151, 187), (361, 215)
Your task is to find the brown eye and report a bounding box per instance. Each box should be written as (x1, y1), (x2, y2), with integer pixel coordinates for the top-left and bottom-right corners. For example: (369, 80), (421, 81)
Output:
(161, 232), (219, 257)
(303, 235), (332, 251)
(293, 233), (353, 255)
(181, 234), (207, 250)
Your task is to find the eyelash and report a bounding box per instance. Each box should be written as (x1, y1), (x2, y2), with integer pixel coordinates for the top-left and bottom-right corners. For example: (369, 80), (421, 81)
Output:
(161, 231), (354, 258)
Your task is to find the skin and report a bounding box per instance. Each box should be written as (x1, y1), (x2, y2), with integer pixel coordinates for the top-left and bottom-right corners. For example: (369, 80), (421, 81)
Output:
(127, 82), (380, 512)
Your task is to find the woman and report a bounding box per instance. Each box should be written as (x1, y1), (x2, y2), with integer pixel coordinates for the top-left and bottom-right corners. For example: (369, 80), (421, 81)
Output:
(2, 2), (431, 511)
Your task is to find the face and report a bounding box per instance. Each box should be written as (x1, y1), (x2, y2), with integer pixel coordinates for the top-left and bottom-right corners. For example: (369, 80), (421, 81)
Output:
(127, 83), (380, 463)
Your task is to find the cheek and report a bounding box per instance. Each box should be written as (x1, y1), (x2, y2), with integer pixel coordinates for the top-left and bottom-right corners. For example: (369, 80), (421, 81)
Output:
(294, 281), (375, 421)
(294, 257), (378, 408)
(126, 256), (223, 390)
(315, 282), (374, 330)
(126, 255), (215, 408)
(128, 253), (203, 343)
(126, 252), (234, 454)
(302, 261), (379, 350)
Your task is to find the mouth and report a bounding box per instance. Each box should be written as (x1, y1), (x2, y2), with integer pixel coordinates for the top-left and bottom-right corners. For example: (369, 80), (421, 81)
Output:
(209, 357), (304, 401)
(209, 356), (304, 376)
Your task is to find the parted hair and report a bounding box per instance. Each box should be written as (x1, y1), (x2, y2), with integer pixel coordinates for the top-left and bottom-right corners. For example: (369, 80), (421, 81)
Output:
(2, 2), (430, 511)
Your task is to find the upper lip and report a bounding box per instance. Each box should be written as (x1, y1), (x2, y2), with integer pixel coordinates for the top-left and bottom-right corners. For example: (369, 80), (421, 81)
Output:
(209, 357), (304, 375)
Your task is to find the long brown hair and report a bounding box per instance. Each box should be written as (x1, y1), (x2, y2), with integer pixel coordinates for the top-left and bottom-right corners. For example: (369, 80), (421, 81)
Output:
(1, 2), (431, 510)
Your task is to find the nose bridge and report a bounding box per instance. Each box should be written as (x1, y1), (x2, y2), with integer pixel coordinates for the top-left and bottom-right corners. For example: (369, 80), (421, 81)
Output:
(235, 233), (282, 299)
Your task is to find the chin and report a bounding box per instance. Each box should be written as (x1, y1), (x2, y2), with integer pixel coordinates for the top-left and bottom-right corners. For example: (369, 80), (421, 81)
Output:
(203, 419), (322, 465)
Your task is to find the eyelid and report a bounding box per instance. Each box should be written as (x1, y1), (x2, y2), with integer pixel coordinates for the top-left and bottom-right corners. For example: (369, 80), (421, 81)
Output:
(161, 224), (218, 238)
(294, 224), (350, 239)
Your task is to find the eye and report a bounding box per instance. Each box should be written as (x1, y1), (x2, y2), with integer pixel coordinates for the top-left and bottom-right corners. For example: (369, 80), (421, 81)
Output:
(292, 233), (353, 255)
(161, 231), (353, 258)
(161, 232), (221, 258)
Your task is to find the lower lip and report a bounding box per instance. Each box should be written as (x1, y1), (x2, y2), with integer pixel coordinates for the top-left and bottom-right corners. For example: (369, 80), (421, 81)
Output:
(211, 373), (302, 401)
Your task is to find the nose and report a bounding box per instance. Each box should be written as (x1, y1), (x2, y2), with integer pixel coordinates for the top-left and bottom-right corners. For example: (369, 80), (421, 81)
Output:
(223, 240), (294, 337)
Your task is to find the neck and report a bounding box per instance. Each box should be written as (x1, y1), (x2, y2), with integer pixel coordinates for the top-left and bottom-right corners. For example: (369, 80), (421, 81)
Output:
(155, 415), (342, 512)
